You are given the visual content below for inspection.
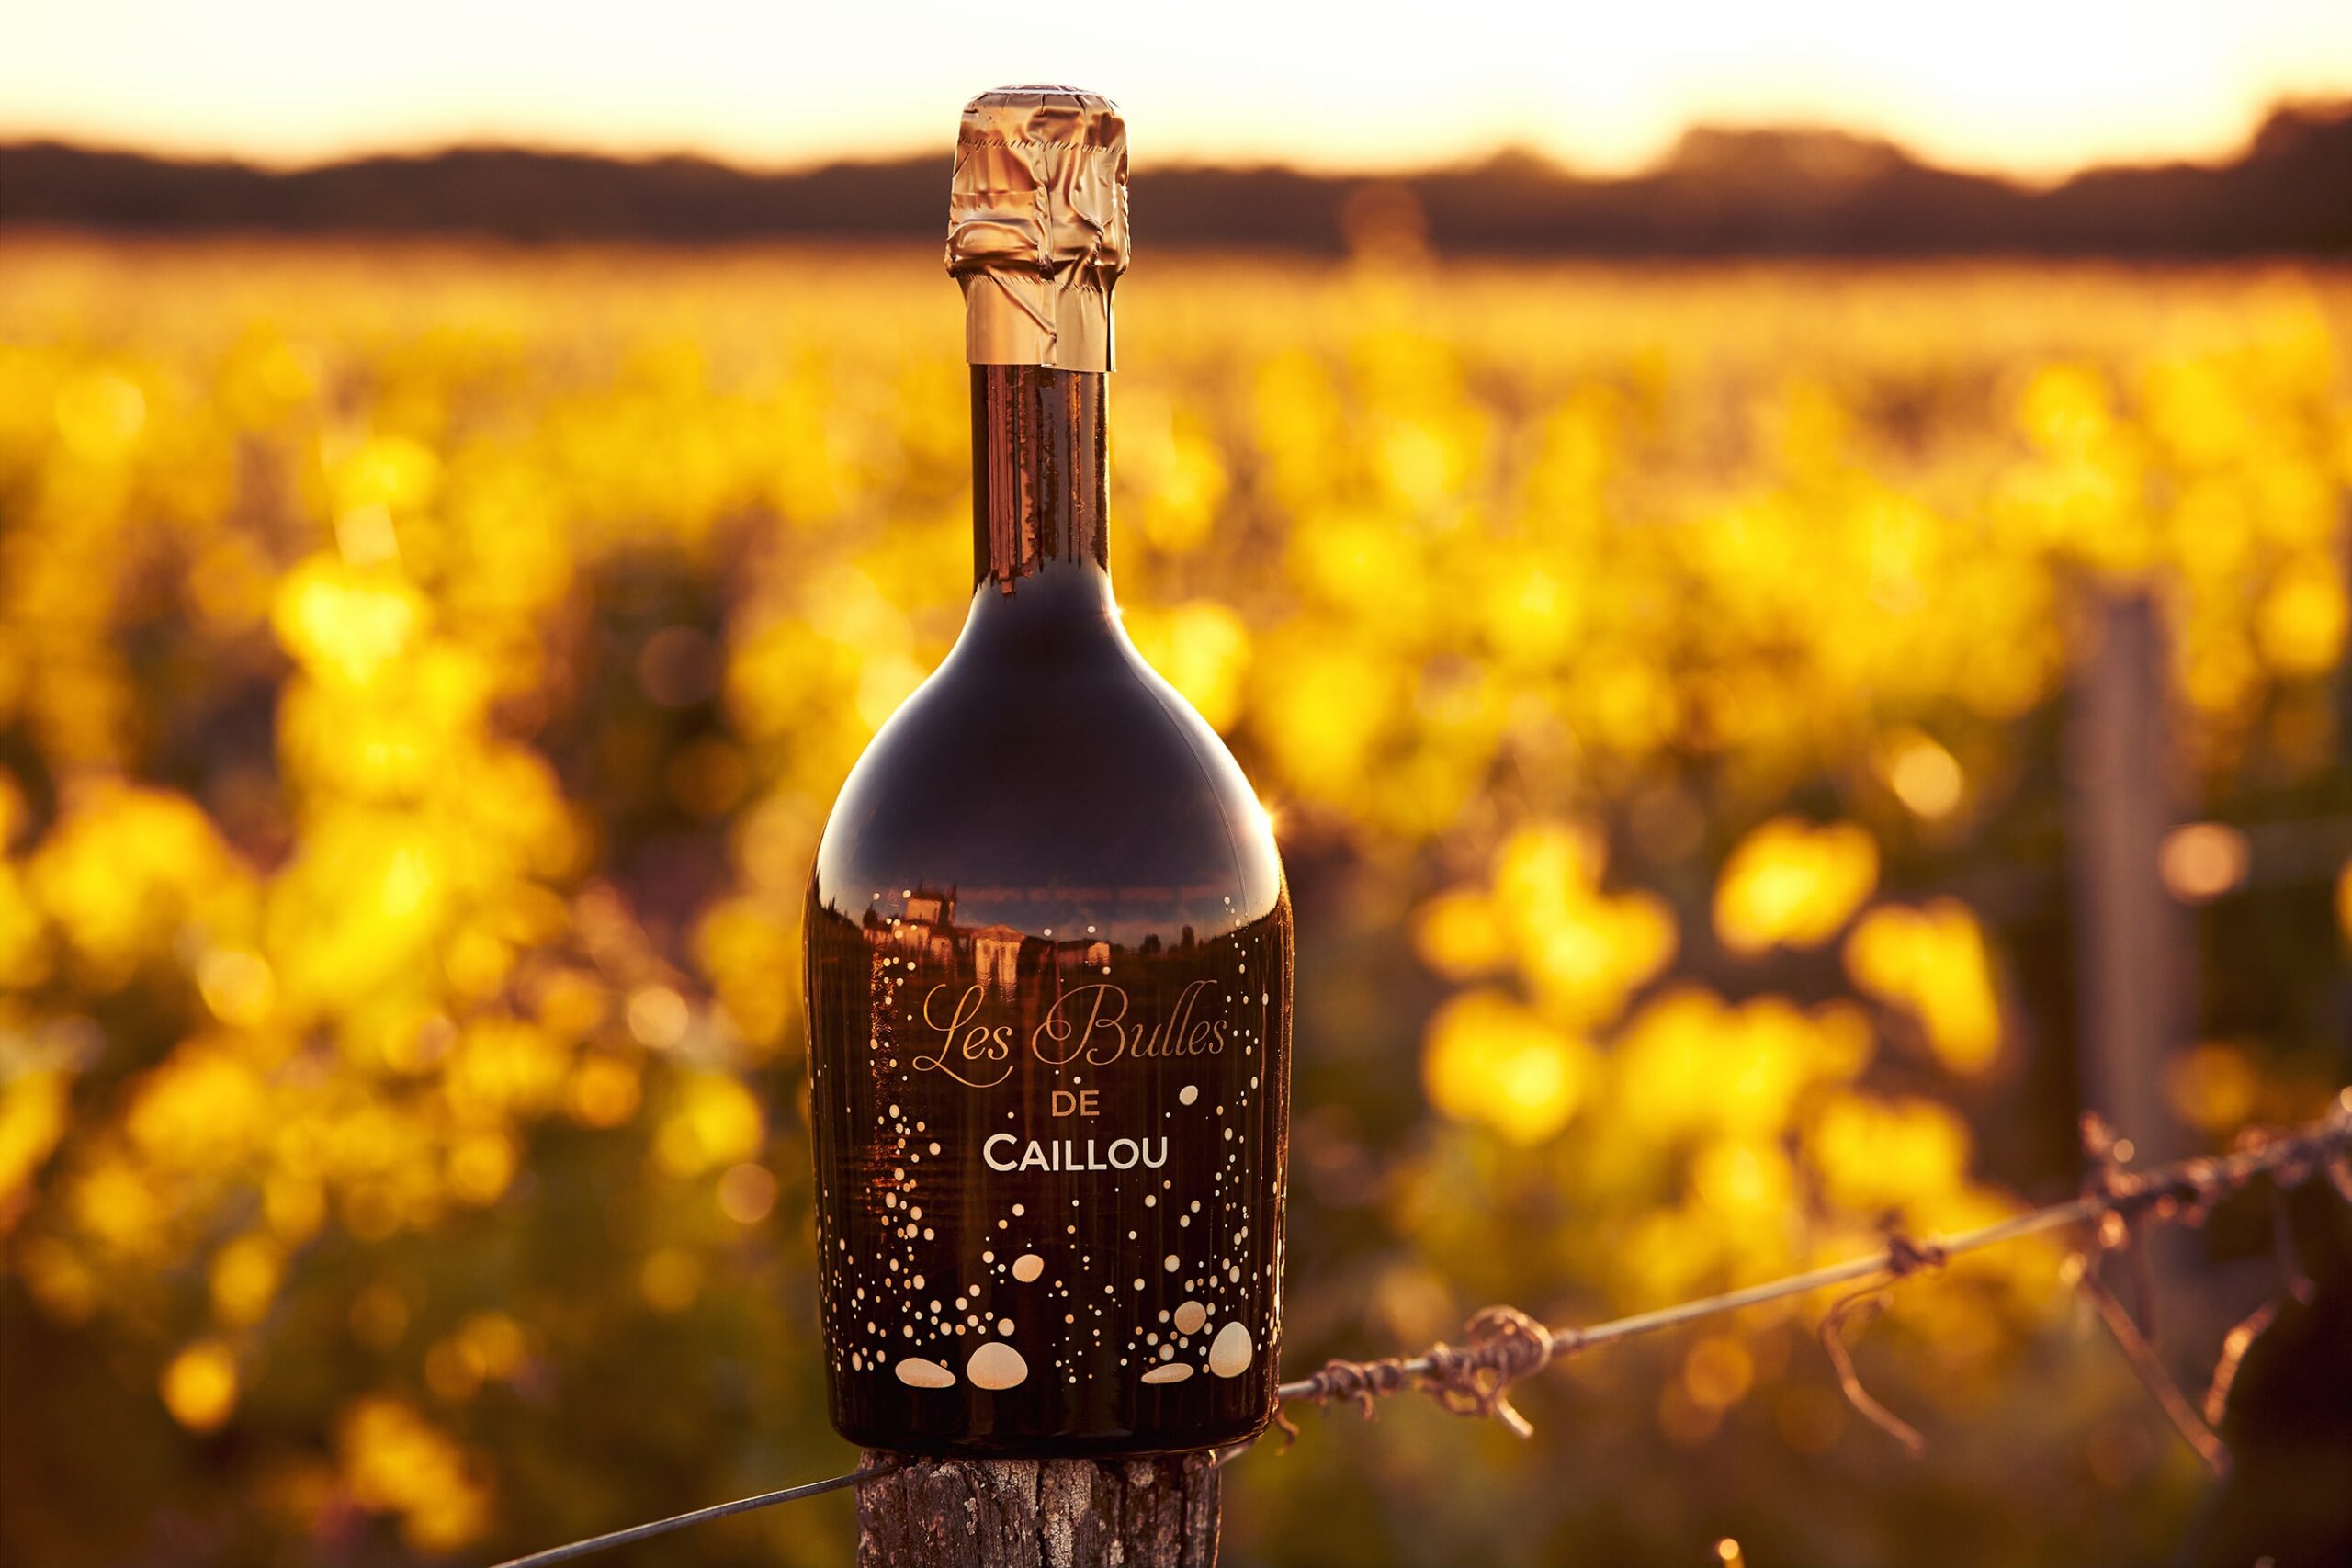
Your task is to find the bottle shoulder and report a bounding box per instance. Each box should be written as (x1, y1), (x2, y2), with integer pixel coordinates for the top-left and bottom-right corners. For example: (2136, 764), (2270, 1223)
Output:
(812, 617), (1283, 935)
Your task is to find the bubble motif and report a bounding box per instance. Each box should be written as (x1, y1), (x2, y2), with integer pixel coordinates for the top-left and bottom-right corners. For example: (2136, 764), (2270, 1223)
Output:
(967, 1341), (1029, 1390)
(808, 889), (1289, 1434)
(895, 1358), (956, 1388)
(1208, 1320), (1253, 1378)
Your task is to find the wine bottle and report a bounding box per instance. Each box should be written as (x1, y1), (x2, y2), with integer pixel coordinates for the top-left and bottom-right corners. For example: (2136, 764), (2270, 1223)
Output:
(802, 86), (1292, 1457)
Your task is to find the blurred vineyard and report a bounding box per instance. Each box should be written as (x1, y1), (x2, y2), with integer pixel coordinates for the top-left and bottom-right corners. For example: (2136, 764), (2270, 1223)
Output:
(1, 238), (2349, 1568)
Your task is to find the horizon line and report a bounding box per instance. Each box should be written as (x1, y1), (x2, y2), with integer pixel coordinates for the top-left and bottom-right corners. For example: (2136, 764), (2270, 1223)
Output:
(10, 93), (2348, 191)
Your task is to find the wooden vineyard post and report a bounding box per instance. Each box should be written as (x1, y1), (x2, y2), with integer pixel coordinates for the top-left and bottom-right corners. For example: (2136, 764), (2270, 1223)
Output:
(855, 1452), (1222, 1568)
(2066, 591), (2189, 1166)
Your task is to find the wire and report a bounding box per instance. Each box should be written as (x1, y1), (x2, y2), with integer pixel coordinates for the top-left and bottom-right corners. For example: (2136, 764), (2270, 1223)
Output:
(482, 1093), (2350, 1567)
(1278, 1095), (2351, 1419)
(486, 1461), (899, 1568)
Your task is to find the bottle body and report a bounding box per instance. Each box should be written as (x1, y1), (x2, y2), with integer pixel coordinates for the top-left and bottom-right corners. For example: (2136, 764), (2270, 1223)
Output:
(802, 367), (1291, 1455)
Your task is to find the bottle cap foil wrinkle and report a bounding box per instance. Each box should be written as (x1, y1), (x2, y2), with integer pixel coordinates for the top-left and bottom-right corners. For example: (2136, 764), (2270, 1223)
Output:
(948, 85), (1128, 372)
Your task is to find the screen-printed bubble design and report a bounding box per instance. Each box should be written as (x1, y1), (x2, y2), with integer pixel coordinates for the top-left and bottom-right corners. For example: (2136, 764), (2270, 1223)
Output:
(967, 1341), (1029, 1390)
(807, 883), (1290, 1451)
(1208, 1320), (1254, 1379)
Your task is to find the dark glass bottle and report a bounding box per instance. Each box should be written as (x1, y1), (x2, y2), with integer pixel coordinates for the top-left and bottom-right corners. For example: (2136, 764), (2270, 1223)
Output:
(802, 89), (1291, 1458)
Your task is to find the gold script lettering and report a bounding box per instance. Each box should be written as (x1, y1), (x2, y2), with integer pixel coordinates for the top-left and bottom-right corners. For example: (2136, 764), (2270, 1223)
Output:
(913, 984), (1016, 1088)
(1032, 983), (1129, 1067)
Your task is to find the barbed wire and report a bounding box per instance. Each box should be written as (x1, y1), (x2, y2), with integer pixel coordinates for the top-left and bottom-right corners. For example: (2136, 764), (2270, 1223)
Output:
(1274, 1093), (2352, 1443)
(488, 1091), (2352, 1568)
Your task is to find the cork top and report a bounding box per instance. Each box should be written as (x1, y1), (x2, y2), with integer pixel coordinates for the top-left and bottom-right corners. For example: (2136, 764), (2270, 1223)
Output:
(947, 85), (1129, 371)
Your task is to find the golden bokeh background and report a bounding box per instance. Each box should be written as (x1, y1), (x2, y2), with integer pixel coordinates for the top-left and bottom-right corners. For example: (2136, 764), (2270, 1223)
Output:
(1, 237), (2347, 1564)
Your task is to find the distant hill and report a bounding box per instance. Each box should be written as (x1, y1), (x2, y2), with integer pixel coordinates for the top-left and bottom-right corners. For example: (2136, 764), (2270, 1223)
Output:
(4, 102), (2347, 254)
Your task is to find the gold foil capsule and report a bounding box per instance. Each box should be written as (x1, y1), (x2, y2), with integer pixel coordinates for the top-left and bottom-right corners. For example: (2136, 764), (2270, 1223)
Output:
(947, 85), (1129, 371)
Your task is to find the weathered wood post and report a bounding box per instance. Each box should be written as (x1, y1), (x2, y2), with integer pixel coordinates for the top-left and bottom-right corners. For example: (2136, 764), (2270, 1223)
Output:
(2066, 588), (2200, 1341)
(856, 1453), (1221, 1568)
(2066, 591), (2189, 1166)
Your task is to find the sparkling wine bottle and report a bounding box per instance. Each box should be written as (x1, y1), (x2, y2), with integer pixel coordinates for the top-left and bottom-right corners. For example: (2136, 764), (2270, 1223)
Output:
(802, 86), (1291, 1457)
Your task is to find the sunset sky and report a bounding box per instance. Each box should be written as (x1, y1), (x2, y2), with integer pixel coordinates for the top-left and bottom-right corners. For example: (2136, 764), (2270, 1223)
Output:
(7, 0), (2351, 177)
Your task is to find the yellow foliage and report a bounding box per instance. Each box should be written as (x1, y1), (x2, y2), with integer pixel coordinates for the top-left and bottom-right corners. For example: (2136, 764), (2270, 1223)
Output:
(1714, 818), (1880, 955)
(53, 367), (149, 460)
(0, 1069), (71, 1208)
(1125, 599), (1253, 732)
(654, 1073), (765, 1176)
(566, 1055), (643, 1130)
(1845, 900), (2005, 1074)
(0, 241), (2341, 1525)
(196, 947), (276, 1028)
(271, 556), (428, 689)
(1874, 728), (1965, 820)
(127, 1043), (268, 1168)
(1429, 821), (1679, 1030)
(338, 1395), (492, 1551)
(0, 862), (49, 988)
(444, 1017), (571, 1122)
(1807, 1093), (1976, 1219)
(693, 897), (797, 1049)
(447, 1129), (519, 1205)
(1615, 987), (1870, 1141)
(424, 1311), (531, 1402)
(1410, 886), (1509, 979)
(1690, 1138), (1797, 1220)
(209, 1234), (286, 1326)
(1421, 988), (1594, 1144)
(161, 1339), (239, 1431)
(29, 783), (248, 983)
(2257, 554), (2350, 675)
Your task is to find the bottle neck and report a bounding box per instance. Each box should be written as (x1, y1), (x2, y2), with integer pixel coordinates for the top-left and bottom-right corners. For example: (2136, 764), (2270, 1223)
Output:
(969, 365), (1112, 621)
